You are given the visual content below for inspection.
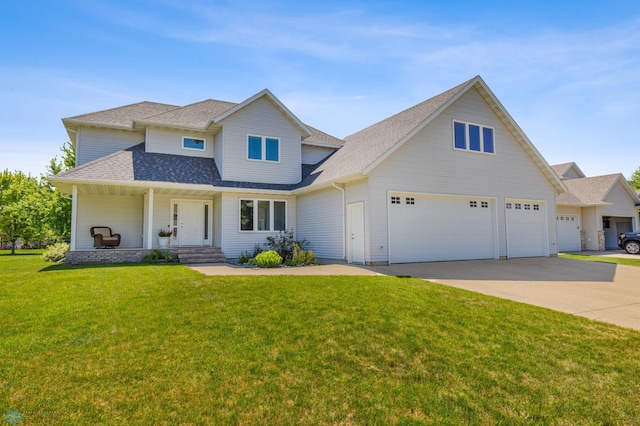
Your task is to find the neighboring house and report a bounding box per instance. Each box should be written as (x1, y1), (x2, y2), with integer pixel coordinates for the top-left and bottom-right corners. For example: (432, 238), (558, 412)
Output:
(552, 162), (640, 251)
(50, 76), (566, 264)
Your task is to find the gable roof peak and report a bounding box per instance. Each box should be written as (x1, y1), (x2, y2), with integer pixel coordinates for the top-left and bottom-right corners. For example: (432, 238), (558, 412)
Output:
(212, 88), (312, 136)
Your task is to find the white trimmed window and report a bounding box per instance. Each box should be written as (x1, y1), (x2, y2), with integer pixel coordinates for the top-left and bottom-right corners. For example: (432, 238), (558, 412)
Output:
(453, 120), (495, 154)
(247, 135), (280, 162)
(240, 199), (286, 231)
(183, 136), (206, 151)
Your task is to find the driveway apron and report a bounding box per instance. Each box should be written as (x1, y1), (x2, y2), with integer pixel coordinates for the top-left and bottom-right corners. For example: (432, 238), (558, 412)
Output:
(371, 257), (640, 331)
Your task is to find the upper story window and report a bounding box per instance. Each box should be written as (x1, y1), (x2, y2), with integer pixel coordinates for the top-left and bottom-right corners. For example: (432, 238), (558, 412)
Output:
(247, 135), (279, 162)
(453, 121), (495, 154)
(183, 136), (206, 151)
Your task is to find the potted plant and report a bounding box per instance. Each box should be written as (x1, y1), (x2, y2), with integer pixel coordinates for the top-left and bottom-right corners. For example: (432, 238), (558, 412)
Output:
(158, 229), (172, 248)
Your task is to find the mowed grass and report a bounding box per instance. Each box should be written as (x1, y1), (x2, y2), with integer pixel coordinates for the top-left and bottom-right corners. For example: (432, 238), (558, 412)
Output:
(561, 252), (640, 267)
(2, 251), (640, 424)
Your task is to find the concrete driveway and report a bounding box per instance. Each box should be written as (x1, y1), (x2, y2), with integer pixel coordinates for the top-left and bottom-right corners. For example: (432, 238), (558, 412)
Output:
(371, 257), (640, 331)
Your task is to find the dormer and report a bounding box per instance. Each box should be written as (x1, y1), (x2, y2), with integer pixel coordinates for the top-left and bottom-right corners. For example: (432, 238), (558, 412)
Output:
(551, 162), (586, 180)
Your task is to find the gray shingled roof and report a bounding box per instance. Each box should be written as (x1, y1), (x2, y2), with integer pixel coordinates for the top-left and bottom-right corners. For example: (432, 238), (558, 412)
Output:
(305, 78), (474, 185)
(551, 162), (574, 178)
(54, 144), (319, 191)
(63, 97), (344, 148)
(64, 101), (179, 128)
(556, 174), (621, 205)
(303, 125), (345, 147)
(140, 99), (238, 129)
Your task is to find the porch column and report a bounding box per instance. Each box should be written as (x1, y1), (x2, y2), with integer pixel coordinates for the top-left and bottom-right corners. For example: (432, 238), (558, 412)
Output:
(146, 188), (154, 249)
(70, 185), (78, 251)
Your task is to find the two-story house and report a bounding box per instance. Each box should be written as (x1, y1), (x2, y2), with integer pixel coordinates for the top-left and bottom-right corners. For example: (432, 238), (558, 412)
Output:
(51, 76), (567, 264)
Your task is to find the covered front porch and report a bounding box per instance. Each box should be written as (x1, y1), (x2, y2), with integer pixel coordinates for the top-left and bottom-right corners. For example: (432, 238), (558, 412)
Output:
(67, 182), (221, 252)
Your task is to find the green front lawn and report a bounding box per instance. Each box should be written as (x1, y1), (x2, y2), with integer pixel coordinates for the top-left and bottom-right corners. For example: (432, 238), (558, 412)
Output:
(561, 252), (640, 267)
(2, 250), (640, 424)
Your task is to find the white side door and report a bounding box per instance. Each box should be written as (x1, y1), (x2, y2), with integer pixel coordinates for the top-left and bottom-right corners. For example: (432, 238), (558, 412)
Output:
(557, 215), (580, 252)
(347, 203), (365, 264)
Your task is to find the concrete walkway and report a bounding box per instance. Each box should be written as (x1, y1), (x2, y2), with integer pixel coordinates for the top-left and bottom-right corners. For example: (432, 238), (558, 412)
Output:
(371, 257), (640, 331)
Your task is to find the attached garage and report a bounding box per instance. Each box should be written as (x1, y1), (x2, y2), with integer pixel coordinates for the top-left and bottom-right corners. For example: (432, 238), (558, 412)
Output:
(505, 199), (548, 258)
(557, 215), (580, 252)
(388, 193), (498, 263)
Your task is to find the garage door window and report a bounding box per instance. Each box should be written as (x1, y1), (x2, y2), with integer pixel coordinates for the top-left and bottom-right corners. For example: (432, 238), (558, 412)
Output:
(391, 196), (401, 204)
(406, 197), (415, 205)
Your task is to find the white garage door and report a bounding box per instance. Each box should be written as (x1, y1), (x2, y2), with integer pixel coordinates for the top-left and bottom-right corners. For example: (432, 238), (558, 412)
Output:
(506, 200), (548, 258)
(557, 215), (580, 252)
(388, 194), (497, 263)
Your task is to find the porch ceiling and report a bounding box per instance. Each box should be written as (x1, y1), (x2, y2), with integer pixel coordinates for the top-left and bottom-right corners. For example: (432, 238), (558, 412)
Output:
(75, 183), (219, 197)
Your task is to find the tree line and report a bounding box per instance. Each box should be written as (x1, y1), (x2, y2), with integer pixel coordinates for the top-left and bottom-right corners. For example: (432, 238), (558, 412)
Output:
(0, 142), (74, 254)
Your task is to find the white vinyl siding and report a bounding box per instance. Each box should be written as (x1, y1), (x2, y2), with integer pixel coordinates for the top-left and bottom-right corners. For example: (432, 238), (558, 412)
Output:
(296, 187), (344, 260)
(367, 87), (558, 263)
(146, 127), (213, 158)
(75, 194), (143, 249)
(581, 207), (600, 251)
(76, 127), (145, 166)
(301, 145), (337, 165)
(213, 193), (222, 247)
(219, 192), (296, 258)
(214, 131), (224, 177)
(217, 97), (302, 184)
(602, 180), (638, 217)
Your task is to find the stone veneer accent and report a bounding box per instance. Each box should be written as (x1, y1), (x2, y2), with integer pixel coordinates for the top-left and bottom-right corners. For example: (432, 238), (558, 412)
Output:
(66, 249), (154, 264)
(598, 230), (606, 251)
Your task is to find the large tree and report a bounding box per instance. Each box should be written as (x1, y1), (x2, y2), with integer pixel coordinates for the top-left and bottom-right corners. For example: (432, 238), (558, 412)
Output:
(0, 142), (76, 254)
(0, 170), (50, 253)
(42, 141), (76, 240)
(629, 167), (640, 191)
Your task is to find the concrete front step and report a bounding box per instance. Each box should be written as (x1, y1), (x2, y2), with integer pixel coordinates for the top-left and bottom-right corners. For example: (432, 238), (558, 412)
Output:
(170, 247), (226, 264)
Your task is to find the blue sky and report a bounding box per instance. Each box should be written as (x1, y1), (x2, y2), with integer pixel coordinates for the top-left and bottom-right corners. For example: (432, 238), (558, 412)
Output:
(1, 0), (639, 178)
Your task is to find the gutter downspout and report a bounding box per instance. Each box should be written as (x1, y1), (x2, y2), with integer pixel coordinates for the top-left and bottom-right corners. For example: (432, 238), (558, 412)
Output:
(332, 182), (346, 260)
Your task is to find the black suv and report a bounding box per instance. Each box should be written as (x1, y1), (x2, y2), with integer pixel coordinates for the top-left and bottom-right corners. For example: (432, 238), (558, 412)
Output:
(618, 232), (640, 254)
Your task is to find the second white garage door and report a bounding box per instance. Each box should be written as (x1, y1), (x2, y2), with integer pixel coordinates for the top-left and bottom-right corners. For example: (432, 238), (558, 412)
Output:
(388, 193), (497, 263)
(505, 199), (548, 258)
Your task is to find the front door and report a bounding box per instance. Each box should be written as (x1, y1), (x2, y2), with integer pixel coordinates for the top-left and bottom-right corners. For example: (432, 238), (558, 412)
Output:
(172, 200), (210, 246)
(347, 203), (365, 264)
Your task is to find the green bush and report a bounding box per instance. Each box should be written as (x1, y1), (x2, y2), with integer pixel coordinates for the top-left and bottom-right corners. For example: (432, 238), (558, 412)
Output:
(254, 250), (282, 268)
(265, 229), (308, 261)
(142, 249), (173, 263)
(42, 242), (70, 263)
(288, 244), (317, 266)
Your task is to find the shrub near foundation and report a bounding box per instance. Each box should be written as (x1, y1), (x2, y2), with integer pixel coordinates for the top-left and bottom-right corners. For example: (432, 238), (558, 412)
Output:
(254, 250), (282, 268)
(41, 242), (69, 263)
